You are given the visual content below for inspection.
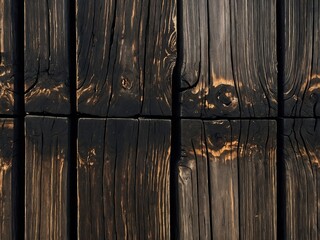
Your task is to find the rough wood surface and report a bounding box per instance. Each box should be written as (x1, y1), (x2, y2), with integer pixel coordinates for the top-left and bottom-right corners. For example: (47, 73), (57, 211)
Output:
(0, 119), (13, 239)
(24, 0), (70, 114)
(284, 119), (320, 239)
(235, 120), (277, 240)
(25, 116), (69, 239)
(77, 118), (171, 239)
(0, 0), (15, 114)
(283, 0), (320, 117)
(179, 0), (277, 118)
(178, 120), (276, 239)
(76, 0), (176, 117)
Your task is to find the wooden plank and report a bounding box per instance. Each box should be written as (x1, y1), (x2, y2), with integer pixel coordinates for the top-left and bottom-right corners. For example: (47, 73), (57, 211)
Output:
(0, 119), (13, 239)
(180, 0), (277, 118)
(25, 116), (69, 239)
(178, 120), (276, 239)
(283, 0), (320, 117)
(0, 0), (15, 114)
(284, 119), (320, 239)
(24, 0), (70, 114)
(76, 0), (177, 117)
(179, 120), (233, 240)
(77, 118), (171, 239)
(235, 120), (277, 240)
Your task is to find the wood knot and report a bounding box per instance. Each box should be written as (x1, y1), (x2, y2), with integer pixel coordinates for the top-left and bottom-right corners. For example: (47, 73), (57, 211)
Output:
(83, 148), (96, 167)
(121, 77), (132, 90)
(216, 85), (234, 106)
(310, 92), (319, 103)
(308, 77), (320, 103)
(211, 84), (238, 111)
(212, 132), (225, 150)
(180, 149), (187, 157)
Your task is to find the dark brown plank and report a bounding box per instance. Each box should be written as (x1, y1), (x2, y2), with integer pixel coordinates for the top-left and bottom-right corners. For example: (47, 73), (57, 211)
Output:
(284, 119), (320, 239)
(178, 120), (276, 239)
(283, 1), (320, 117)
(180, 0), (277, 118)
(25, 116), (69, 239)
(0, 119), (13, 239)
(76, 0), (176, 117)
(78, 118), (171, 239)
(235, 120), (277, 240)
(178, 120), (216, 239)
(24, 0), (70, 114)
(0, 0), (15, 114)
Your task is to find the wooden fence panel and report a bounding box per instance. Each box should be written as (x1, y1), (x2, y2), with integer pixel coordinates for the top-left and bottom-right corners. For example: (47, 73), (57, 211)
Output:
(77, 118), (171, 239)
(76, 0), (177, 117)
(25, 116), (69, 239)
(284, 119), (320, 239)
(24, 0), (70, 114)
(179, 0), (277, 118)
(0, 119), (13, 239)
(283, 0), (320, 117)
(178, 120), (276, 239)
(0, 0), (15, 114)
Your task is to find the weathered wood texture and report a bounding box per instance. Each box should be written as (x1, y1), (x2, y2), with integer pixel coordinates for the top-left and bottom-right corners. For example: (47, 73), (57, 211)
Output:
(178, 120), (276, 239)
(0, 119), (13, 239)
(25, 116), (69, 239)
(284, 119), (320, 239)
(180, 0), (277, 118)
(283, 0), (320, 117)
(0, 0), (15, 114)
(78, 118), (171, 239)
(24, 0), (70, 114)
(76, 0), (177, 117)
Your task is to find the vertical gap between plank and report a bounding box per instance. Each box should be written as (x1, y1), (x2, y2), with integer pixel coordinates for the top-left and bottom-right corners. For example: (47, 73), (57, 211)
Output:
(69, 0), (77, 239)
(170, 0), (182, 238)
(13, 0), (24, 238)
(276, 0), (286, 239)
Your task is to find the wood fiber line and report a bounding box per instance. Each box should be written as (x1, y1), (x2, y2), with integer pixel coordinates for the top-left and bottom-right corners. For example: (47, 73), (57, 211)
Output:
(178, 119), (276, 240)
(77, 118), (171, 239)
(24, 0), (70, 114)
(0, 0), (15, 114)
(283, 0), (320, 117)
(179, 0), (277, 118)
(284, 118), (320, 239)
(76, 0), (177, 117)
(235, 120), (277, 240)
(0, 119), (14, 239)
(25, 116), (69, 239)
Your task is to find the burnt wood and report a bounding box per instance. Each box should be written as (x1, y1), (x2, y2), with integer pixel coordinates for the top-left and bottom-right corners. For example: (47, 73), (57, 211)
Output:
(283, 0), (320, 117)
(77, 118), (171, 239)
(0, 0), (15, 114)
(284, 118), (320, 238)
(179, 0), (277, 118)
(76, 0), (177, 117)
(178, 119), (277, 239)
(24, 0), (70, 114)
(0, 119), (13, 239)
(25, 116), (69, 239)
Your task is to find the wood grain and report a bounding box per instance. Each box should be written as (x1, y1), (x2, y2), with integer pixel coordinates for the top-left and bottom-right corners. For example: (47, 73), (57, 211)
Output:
(283, 0), (320, 117)
(25, 116), (69, 239)
(235, 120), (277, 240)
(0, 119), (13, 239)
(77, 118), (171, 239)
(76, 0), (176, 117)
(178, 120), (276, 239)
(284, 119), (320, 239)
(179, 0), (277, 118)
(24, 0), (70, 114)
(0, 0), (15, 114)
